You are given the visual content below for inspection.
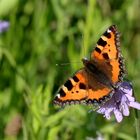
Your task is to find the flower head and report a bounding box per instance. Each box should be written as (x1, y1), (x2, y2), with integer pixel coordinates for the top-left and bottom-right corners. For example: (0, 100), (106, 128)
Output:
(97, 82), (140, 122)
(0, 20), (9, 33)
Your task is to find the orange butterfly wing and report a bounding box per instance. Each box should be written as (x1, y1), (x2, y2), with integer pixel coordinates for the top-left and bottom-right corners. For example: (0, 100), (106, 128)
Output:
(54, 25), (125, 107)
(85, 71), (113, 104)
(86, 25), (125, 104)
(54, 70), (88, 106)
(91, 25), (125, 83)
(54, 69), (113, 106)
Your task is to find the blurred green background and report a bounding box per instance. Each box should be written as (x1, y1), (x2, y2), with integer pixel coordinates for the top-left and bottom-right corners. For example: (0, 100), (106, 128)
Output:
(0, 0), (140, 139)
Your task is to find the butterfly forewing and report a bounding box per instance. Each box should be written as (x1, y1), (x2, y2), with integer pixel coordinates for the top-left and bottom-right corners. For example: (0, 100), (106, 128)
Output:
(54, 69), (88, 106)
(91, 25), (125, 83)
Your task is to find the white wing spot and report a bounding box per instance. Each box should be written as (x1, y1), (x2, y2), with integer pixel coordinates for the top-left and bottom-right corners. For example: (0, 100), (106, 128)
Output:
(107, 29), (111, 33)
(57, 94), (60, 98)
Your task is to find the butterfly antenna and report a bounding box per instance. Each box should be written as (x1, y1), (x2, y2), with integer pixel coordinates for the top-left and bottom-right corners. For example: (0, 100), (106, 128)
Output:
(56, 61), (81, 67)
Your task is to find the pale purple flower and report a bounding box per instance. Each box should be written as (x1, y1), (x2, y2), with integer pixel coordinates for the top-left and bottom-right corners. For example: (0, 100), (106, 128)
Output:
(97, 82), (140, 122)
(0, 20), (9, 33)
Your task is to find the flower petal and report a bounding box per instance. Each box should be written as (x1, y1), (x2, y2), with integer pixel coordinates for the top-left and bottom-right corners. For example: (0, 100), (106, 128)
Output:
(97, 107), (106, 114)
(119, 82), (133, 96)
(122, 102), (129, 116)
(125, 94), (135, 102)
(114, 109), (123, 122)
(120, 87), (133, 95)
(129, 102), (140, 110)
(126, 89), (133, 96)
(104, 112), (111, 120)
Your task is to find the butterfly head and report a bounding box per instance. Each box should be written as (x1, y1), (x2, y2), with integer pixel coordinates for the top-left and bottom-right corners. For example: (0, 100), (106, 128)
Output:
(82, 57), (90, 66)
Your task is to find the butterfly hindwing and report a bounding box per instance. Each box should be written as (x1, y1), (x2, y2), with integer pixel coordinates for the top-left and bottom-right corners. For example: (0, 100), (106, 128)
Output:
(86, 88), (113, 105)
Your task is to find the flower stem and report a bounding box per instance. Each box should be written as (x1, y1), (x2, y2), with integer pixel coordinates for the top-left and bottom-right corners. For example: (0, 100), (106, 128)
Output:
(134, 89), (140, 140)
(135, 109), (140, 140)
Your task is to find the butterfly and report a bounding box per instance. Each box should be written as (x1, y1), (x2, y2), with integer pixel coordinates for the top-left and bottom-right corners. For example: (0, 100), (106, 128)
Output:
(54, 25), (126, 107)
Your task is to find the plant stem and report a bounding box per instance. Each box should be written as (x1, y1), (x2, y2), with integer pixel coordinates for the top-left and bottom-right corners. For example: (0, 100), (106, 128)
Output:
(135, 109), (140, 140)
(81, 0), (95, 58)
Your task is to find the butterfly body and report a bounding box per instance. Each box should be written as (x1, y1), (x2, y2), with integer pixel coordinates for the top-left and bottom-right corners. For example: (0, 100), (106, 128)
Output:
(54, 25), (125, 107)
(82, 57), (113, 88)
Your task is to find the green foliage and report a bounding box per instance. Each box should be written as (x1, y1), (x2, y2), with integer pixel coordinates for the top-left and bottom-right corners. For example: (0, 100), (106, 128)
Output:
(0, 0), (140, 139)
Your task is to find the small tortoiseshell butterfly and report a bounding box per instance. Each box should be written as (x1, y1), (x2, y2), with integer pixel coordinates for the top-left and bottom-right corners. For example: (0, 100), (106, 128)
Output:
(54, 25), (126, 107)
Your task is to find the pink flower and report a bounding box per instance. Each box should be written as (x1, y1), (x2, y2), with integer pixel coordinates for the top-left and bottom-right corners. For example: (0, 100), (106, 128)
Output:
(97, 82), (140, 122)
